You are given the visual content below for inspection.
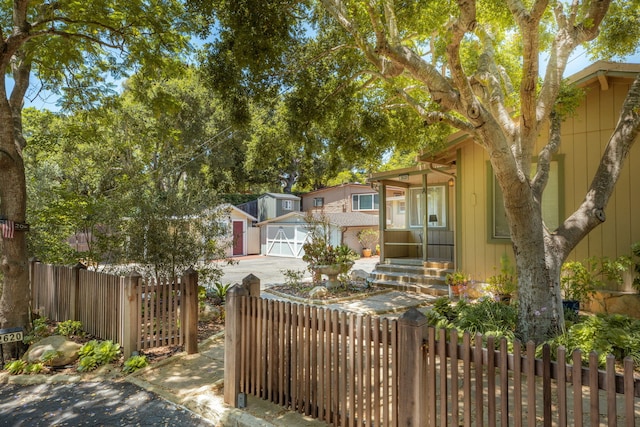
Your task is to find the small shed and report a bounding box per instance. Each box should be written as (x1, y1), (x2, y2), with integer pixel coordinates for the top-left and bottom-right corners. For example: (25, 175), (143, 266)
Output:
(257, 193), (301, 222)
(215, 204), (259, 257)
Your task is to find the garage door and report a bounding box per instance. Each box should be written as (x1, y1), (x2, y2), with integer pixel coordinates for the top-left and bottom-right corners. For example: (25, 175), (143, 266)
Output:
(265, 225), (310, 258)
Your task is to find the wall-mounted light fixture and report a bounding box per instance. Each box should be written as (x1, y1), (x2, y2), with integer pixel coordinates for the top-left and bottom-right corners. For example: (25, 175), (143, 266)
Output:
(448, 178), (454, 187)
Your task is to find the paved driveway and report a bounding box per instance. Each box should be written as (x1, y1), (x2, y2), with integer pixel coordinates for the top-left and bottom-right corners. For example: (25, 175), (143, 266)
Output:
(218, 255), (380, 287)
(0, 381), (214, 426)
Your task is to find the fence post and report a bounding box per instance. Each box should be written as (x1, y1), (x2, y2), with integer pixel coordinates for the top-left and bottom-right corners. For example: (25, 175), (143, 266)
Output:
(182, 268), (199, 354)
(224, 283), (249, 407)
(29, 258), (39, 316)
(71, 262), (87, 321)
(398, 307), (428, 426)
(242, 274), (260, 297)
(122, 271), (141, 360)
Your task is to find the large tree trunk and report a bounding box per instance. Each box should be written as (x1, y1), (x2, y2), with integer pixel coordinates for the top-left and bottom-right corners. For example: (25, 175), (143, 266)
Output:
(0, 102), (30, 358)
(512, 222), (565, 344)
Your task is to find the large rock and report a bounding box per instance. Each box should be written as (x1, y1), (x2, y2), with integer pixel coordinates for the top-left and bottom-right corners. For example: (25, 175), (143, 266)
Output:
(24, 335), (82, 367)
(309, 286), (329, 299)
(350, 269), (371, 282)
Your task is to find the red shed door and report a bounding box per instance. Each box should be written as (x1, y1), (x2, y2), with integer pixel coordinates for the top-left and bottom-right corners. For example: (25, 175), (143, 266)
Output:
(232, 221), (244, 256)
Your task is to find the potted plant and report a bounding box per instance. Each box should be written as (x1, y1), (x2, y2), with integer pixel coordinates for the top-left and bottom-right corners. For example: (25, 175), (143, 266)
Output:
(302, 214), (358, 288)
(486, 254), (517, 302)
(445, 271), (469, 298)
(560, 260), (598, 316)
(357, 228), (379, 257)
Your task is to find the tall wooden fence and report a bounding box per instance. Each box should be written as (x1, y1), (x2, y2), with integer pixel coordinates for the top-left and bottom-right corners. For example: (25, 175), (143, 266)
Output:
(30, 261), (198, 358)
(224, 282), (640, 426)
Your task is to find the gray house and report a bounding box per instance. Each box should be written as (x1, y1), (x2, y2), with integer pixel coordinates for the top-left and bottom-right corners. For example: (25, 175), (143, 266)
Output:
(256, 193), (301, 222)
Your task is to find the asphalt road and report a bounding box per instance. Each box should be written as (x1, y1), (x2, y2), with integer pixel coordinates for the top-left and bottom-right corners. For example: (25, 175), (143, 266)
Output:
(217, 254), (380, 287)
(0, 381), (214, 427)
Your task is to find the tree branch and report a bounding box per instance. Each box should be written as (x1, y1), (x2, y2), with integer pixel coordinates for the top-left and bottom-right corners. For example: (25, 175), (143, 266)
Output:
(531, 111), (561, 200)
(394, 88), (476, 133)
(554, 73), (640, 257)
(537, 0), (612, 131)
(473, 29), (517, 137)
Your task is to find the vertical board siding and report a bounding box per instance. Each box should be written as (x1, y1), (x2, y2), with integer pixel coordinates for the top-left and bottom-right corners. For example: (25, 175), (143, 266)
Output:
(234, 296), (640, 426)
(30, 262), (189, 354)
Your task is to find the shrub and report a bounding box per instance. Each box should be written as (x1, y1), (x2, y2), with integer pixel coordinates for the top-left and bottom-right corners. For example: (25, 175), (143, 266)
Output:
(54, 320), (84, 337)
(4, 360), (27, 375)
(560, 260), (598, 303)
(211, 283), (231, 302)
(282, 269), (305, 288)
(23, 316), (50, 345)
(543, 313), (640, 367)
(41, 350), (62, 366)
(24, 362), (45, 374)
(77, 340), (120, 372)
(357, 229), (379, 250)
(123, 355), (148, 374)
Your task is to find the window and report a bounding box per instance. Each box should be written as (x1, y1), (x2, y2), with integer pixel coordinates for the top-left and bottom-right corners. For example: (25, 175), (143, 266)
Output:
(386, 188), (406, 229)
(352, 193), (379, 211)
(490, 159), (562, 240)
(313, 197), (324, 207)
(427, 185), (447, 228)
(409, 188), (424, 227)
(410, 186), (447, 228)
(282, 200), (293, 211)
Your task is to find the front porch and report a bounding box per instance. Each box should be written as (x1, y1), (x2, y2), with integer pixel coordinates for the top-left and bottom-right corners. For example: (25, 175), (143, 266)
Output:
(367, 162), (457, 295)
(368, 162), (457, 268)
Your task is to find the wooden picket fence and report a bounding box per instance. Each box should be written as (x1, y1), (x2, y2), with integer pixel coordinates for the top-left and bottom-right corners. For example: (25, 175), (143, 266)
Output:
(224, 281), (640, 426)
(30, 261), (198, 358)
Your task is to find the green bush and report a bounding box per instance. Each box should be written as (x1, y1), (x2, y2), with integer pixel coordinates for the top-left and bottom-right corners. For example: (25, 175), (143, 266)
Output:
(543, 313), (640, 367)
(24, 362), (45, 374)
(424, 297), (517, 349)
(77, 340), (121, 372)
(41, 350), (62, 366)
(23, 316), (50, 345)
(211, 283), (231, 302)
(54, 320), (84, 337)
(4, 360), (27, 375)
(123, 355), (148, 374)
(281, 269), (305, 288)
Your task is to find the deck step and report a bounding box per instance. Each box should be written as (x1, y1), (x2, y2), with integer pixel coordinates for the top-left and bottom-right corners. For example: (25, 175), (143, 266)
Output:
(370, 262), (453, 297)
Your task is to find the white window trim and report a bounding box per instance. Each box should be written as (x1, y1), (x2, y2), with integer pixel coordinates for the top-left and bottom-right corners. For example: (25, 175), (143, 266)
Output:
(352, 193), (379, 211)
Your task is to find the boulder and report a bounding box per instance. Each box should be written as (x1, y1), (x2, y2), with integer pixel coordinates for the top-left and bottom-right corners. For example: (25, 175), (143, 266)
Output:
(24, 335), (82, 367)
(350, 269), (371, 283)
(309, 286), (329, 299)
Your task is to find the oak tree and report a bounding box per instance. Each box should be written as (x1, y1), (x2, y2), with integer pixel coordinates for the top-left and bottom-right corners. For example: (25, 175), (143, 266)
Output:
(196, 0), (640, 342)
(0, 0), (192, 355)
